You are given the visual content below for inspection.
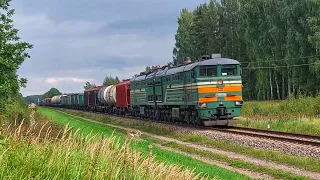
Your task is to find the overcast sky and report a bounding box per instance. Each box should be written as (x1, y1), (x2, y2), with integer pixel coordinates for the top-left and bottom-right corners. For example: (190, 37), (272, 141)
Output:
(12, 0), (209, 96)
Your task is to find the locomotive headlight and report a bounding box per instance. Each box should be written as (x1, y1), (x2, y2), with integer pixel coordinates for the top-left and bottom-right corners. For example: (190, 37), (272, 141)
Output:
(234, 101), (243, 106)
(199, 103), (207, 108)
(217, 79), (223, 85)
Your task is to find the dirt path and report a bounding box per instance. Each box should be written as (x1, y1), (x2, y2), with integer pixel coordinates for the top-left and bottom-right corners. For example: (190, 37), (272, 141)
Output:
(156, 144), (275, 180)
(57, 110), (320, 180)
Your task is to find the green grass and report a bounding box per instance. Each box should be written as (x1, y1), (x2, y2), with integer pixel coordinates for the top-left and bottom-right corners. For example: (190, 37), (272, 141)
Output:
(240, 96), (320, 135)
(0, 123), (206, 179)
(241, 95), (320, 117)
(53, 107), (320, 174)
(160, 141), (308, 180)
(38, 107), (250, 180)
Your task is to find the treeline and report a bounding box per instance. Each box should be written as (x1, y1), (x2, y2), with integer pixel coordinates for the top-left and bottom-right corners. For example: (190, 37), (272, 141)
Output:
(173, 0), (320, 101)
(24, 88), (62, 104)
(84, 76), (121, 90)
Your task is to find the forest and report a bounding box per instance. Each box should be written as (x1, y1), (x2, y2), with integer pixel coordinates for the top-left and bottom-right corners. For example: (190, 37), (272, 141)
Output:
(173, 0), (320, 101)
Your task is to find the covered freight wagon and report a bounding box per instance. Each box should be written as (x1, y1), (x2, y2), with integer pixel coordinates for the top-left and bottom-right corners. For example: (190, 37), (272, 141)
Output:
(45, 98), (52, 106)
(60, 95), (68, 106)
(84, 86), (104, 110)
(115, 80), (130, 115)
(116, 80), (130, 107)
(78, 93), (84, 106)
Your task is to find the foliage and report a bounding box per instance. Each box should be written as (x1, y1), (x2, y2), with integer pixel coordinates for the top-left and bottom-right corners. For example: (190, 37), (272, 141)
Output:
(1, 92), (29, 124)
(38, 108), (249, 179)
(103, 75), (120, 86)
(0, 122), (208, 180)
(173, 0), (320, 101)
(24, 94), (43, 104)
(84, 81), (96, 90)
(239, 96), (320, 135)
(54, 108), (320, 174)
(42, 88), (61, 98)
(24, 88), (61, 104)
(0, 0), (33, 112)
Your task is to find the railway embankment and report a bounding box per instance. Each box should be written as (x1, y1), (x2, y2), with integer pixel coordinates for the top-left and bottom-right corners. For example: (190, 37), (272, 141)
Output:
(42, 107), (320, 180)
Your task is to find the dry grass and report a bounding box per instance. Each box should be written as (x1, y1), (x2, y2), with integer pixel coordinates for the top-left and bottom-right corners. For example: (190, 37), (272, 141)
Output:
(0, 121), (209, 180)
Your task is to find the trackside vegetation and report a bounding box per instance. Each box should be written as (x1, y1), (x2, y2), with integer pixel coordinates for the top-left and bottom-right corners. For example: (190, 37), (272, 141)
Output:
(240, 95), (320, 135)
(0, 122), (208, 179)
(37, 108), (250, 180)
(54, 108), (320, 174)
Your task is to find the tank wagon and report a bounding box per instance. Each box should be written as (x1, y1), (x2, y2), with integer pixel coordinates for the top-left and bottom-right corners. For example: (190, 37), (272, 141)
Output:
(44, 54), (243, 126)
(96, 85), (117, 113)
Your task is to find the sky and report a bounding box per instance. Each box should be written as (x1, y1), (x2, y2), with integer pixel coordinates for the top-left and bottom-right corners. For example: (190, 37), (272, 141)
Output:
(12, 0), (209, 96)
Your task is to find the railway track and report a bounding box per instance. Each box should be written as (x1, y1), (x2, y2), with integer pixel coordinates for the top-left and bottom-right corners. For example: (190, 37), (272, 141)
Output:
(106, 111), (320, 148)
(214, 126), (320, 147)
(54, 107), (320, 148)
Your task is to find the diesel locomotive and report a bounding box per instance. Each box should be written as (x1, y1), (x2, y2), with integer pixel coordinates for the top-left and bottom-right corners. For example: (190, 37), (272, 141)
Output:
(42, 54), (243, 126)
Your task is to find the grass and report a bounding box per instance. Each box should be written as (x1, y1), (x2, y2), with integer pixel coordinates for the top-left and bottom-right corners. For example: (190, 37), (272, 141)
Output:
(38, 107), (251, 180)
(159, 141), (309, 180)
(53, 107), (320, 174)
(0, 122), (206, 180)
(240, 96), (320, 135)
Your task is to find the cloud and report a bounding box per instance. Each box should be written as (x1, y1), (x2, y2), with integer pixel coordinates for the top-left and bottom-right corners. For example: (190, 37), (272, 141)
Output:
(45, 77), (96, 84)
(11, 0), (209, 96)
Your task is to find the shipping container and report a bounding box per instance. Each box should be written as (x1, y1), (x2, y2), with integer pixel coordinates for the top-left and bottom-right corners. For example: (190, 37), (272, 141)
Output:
(116, 80), (130, 107)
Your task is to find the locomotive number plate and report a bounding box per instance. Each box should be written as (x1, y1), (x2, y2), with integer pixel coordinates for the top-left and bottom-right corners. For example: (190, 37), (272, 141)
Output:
(216, 93), (227, 97)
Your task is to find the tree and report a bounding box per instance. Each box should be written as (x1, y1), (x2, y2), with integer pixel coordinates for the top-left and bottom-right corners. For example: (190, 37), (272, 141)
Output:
(173, 0), (320, 100)
(145, 66), (151, 71)
(84, 81), (96, 90)
(103, 75), (120, 86)
(43, 88), (62, 98)
(0, 0), (33, 112)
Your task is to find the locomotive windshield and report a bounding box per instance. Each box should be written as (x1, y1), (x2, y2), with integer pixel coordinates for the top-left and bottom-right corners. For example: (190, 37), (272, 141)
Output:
(199, 65), (217, 77)
(221, 65), (238, 76)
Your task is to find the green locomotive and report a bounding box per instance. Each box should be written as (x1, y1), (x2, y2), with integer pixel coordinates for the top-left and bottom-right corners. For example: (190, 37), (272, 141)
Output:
(130, 54), (243, 126)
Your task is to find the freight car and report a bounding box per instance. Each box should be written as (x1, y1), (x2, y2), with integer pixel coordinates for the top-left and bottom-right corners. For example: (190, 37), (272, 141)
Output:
(45, 54), (243, 126)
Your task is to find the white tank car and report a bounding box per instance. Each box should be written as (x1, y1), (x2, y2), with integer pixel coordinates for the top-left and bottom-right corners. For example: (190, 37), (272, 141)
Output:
(98, 85), (116, 105)
(51, 95), (63, 104)
(98, 87), (108, 104)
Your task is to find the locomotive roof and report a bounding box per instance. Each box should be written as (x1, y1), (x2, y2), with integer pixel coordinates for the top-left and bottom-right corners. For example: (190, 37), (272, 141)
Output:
(130, 58), (240, 81)
(157, 58), (240, 77)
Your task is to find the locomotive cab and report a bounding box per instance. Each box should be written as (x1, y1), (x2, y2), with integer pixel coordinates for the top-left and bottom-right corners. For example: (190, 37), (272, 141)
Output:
(193, 56), (243, 126)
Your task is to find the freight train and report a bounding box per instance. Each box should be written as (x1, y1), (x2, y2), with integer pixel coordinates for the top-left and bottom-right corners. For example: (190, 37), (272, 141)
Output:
(41, 54), (243, 126)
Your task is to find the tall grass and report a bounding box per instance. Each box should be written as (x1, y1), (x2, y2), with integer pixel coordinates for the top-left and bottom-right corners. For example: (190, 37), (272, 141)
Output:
(0, 121), (207, 180)
(242, 95), (320, 117)
(240, 95), (320, 134)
